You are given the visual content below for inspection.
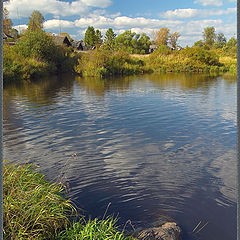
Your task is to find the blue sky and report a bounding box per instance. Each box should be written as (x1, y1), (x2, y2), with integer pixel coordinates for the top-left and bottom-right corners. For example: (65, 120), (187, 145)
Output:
(4, 0), (236, 46)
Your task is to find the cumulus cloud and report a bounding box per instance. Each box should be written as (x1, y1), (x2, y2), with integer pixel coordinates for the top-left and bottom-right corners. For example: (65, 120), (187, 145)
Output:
(75, 15), (182, 29)
(6, 0), (236, 47)
(160, 8), (236, 19)
(4, 0), (112, 18)
(81, 0), (112, 8)
(12, 24), (28, 32)
(44, 19), (75, 30)
(194, 0), (223, 6)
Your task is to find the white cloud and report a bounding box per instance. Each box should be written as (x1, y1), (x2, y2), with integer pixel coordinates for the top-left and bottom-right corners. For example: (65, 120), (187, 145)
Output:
(4, 0), (112, 18)
(75, 16), (114, 28)
(74, 15), (182, 29)
(12, 24), (28, 32)
(160, 8), (236, 19)
(81, 0), (112, 8)
(44, 19), (75, 30)
(194, 0), (223, 6)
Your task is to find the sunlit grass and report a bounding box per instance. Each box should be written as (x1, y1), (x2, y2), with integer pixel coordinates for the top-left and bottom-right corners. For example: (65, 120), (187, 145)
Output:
(57, 217), (136, 240)
(3, 163), (76, 240)
(3, 163), (135, 240)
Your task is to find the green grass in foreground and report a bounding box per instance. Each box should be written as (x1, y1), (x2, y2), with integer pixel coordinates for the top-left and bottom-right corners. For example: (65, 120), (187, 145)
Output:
(57, 218), (134, 240)
(3, 163), (134, 240)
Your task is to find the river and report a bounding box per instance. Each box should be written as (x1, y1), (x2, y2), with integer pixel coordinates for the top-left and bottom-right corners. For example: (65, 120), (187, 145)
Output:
(3, 73), (237, 240)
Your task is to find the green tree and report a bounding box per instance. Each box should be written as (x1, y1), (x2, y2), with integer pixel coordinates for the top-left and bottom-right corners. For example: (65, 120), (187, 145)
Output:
(226, 36), (236, 49)
(84, 26), (96, 47)
(27, 10), (44, 31)
(104, 28), (116, 49)
(115, 30), (136, 52)
(14, 30), (57, 62)
(137, 33), (151, 54)
(169, 32), (180, 49)
(3, 7), (12, 35)
(203, 26), (216, 47)
(194, 40), (204, 48)
(95, 29), (103, 45)
(155, 28), (170, 46)
(214, 32), (226, 48)
(115, 30), (151, 54)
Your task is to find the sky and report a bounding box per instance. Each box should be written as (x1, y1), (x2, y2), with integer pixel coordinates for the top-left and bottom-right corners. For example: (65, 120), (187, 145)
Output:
(4, 0), (237, 46)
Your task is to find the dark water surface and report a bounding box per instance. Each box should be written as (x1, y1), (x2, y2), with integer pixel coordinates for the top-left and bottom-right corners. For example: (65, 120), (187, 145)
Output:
(3, 73), (237, 239)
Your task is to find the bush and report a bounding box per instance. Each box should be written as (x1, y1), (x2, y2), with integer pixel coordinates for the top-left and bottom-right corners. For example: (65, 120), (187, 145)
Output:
(181, 47), (220, 66)
(75, 48), (148, 77)
(14, 30), (57, 63)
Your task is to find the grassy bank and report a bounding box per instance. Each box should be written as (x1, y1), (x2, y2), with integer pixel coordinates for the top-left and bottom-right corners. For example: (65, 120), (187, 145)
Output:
(73, 46), (236, 78)
(3, 163), (135, 240)
(4, 41), (236, 83)
(74, 48), (150, 77)
(3, 30), (78, 83)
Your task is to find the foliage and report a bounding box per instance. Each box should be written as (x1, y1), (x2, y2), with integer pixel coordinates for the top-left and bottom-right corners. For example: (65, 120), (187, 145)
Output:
(104, 28), (117, 50)
(75, 48), (149, 77)
(169, 32), (180, 49)
(84, 26), (102, 47)
(3, 163), (76, 240)
(57, 217), (134, 240)
(3, 163), (135, 240)
(115, 30), (151, 54)
(181, 46), (220, 66)
(3, 7), (12, 35)
(214, 32), (226, 49)
(145, 45), (225, 73)
(4, 31), (77, 82)
(28, 10), (44, 31)
(155, 28), (170, 46)
(221, 37), (237, 57)
(3, 44), (51, 82)
(14, 29), (57, 62)
(203, 26), (216, 47)
(95, 29), (103, 45)
(194, 40), (204, 48)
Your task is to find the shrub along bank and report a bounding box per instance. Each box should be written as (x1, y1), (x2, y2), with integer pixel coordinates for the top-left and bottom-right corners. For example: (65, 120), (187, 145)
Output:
(4, 38), (236, 83)
(3, 30), (78, 83)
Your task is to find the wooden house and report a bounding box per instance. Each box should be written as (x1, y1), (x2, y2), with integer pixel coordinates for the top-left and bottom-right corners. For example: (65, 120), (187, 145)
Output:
(71, 40), (84, 51)
(52, 36), (71, 47)
(149, 44), (158, 53)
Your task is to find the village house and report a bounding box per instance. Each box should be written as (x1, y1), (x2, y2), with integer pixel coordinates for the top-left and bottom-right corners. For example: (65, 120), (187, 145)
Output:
(52, 35), (71, 47)
(71, 40), (85, 51)
(149, 44), (158, 53)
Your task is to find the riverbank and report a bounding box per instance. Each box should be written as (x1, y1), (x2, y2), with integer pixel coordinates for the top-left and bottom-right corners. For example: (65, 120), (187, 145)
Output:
(3, 39), (236, 83)
(3, 163), (135, 240)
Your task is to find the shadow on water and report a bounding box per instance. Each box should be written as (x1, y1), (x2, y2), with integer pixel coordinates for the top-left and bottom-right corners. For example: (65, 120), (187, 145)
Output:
(3, 72), (237, 240)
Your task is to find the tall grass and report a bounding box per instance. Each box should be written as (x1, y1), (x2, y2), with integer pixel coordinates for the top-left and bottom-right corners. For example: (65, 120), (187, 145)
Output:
(74, 48), (150, 77)
(3, 163), (135, 240)
(57, 217), (135, 240)
(3, 163), (76, 240)
(144, 47), (227, 73)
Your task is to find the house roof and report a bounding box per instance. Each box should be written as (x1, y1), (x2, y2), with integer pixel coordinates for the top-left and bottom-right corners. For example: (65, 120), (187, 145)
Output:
(149, 44), (158, 49)
(52, 36), (71, 46)
(3, 32), (14, 39)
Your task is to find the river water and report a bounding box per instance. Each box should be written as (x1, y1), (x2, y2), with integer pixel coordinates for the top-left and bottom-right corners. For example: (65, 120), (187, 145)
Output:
(3, 73), (237, 239)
